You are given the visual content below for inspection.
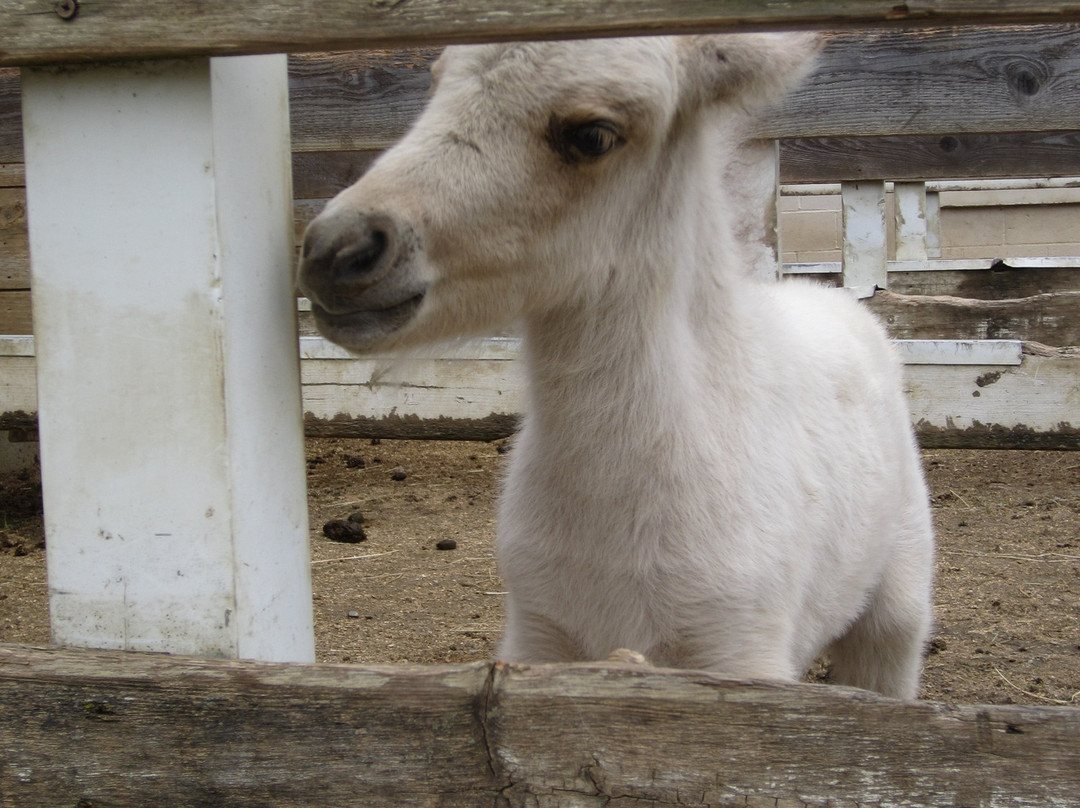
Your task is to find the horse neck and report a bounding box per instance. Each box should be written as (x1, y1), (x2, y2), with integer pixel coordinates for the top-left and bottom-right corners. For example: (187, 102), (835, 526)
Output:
(519, 217), (748, 447)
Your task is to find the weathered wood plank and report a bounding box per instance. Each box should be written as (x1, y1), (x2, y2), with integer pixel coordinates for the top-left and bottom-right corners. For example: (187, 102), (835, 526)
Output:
(759, 25), (1080, 139)
(10, 1), (1080, 67)
(908, 347), (1080, 449)
(0, 163), (25, 188)
(1, 335), (1075, 445)
(781, 131), (1080, 182)
(288, 49), (436, 154)
(282, 27), (1080, 155)
(0, 644), (498, 807)
(0, 187), (29, 290)
(2, 643), (1079, 807)
(0, 69), (20, 164)
(0, 289), (32, 334)
(866, 288), (1080, 344)
(292, 150), (381, 199)
(887, 262), (1080, 298)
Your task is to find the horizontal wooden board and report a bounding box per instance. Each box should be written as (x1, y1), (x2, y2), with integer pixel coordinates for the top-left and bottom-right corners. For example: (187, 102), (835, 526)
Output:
(760, 25), (1080, 139)
(288, 50), (436, 155)
(281, 26), (1080, 154)
(2, 643), (1079, 807)
(0, 163), (25, 188)
(0, 187), (29, 289)
(4, 337), (1076, 447)
(866, 288), (1080, 344)
(887, 263), (1080, 298)
(908, 349), (1080, 448)
(8, 29), (1080, 167)
(11, 2), (1080, 67)
(292, 150), (381, 199)
(0, 289), (31, 334)
(781, 131), (1080, 183)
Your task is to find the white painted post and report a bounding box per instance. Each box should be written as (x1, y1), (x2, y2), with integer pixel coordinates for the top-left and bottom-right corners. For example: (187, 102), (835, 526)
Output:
(840, 180), (888, 294)
(925, 189), (942, 258)
(21, 56), (315, 663)
(894, 181), (929, 262)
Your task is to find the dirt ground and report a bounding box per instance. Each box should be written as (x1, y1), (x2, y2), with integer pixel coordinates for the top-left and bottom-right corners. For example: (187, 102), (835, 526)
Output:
(1, 438), (1077, 707)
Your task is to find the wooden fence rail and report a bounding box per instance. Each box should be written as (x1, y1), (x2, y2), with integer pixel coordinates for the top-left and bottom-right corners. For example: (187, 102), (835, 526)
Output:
(10, 0), (1080, 67)
(3, 643), (1079, 808)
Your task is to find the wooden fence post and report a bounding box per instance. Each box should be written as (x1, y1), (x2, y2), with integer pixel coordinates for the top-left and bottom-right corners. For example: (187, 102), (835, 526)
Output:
(894, 181), (930, 261)
(840, 179), (888, 293)
(21, 56), (314, 662)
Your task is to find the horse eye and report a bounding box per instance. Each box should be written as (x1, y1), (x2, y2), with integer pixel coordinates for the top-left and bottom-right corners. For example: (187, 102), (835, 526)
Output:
(555, 121), (623, 161)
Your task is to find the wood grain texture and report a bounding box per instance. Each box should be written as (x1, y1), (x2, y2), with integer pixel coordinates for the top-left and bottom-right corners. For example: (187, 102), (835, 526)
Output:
(288, 49), (436, 154)
(781, 131), (1080, 182)
(2, 643), (1079, 807)
(8, 29), (1080, 161)
(0, 69), (20, 164)
(0, 188), (29, 290)
(756, 25), (1080, 138)
(866, 288), (1080, 343)
(292, 150), (381, 199)
(887, 263), (1080, 297)
(282, 26), (1080, 154)
(0, 289), (31, 334)
(10, 1), (1080, 66)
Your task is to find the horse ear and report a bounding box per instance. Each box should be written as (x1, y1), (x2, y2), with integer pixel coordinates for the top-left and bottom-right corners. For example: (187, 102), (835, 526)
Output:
(679, 32), (822, 112)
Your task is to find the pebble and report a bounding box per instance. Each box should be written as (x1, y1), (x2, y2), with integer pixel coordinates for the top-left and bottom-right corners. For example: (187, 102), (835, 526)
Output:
(391, 469), (408, 481)
(436, 539), (458, 551)
(347, 611), (360, 619)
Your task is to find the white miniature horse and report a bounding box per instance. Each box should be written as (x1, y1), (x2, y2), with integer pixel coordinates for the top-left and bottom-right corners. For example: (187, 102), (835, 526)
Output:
(298, 34), (934, 699)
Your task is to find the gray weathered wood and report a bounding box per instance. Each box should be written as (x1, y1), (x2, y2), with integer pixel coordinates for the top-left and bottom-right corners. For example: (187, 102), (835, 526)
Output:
(288, 49), (437, 154)
(780, 131), (1080, 182)
(9, 1), (1080, 67)
(866, 288), (1080, 344)
(886, 262), (1080, 298)
(0, 187), (28, 290)
(757, 25), (1080, 138)
(0, 69), (20, 164)
(282, 27), (1080, 155)
(2, 643), (1079, 807)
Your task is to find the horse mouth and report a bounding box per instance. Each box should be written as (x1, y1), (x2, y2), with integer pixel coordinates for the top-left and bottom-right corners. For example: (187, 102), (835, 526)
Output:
(309, 291), (426, 351)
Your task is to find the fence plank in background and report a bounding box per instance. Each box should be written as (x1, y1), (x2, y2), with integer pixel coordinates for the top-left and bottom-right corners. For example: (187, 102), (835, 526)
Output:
(780, 131), (1080, 183)
(282, 26), (1080, 157)
(0, 187), (28, 291)
(2, 643), (1079, 808)
(9, 1), (1080, 66)
(865, 288), (1080, 343)
(755, 25), (1080, 138)
(287, 49), (436, 154)
(0, 69), (20, 164)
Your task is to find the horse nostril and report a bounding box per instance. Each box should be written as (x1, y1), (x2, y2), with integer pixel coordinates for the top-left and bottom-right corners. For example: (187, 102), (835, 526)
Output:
(333, 229), (389, 281)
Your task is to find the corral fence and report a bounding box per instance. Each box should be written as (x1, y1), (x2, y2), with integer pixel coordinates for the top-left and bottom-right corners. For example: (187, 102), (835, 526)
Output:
(0, 2), (1079, 806)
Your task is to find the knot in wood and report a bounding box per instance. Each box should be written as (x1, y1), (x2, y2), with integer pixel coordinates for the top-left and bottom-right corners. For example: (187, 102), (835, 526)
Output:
(938, 135), (961, 154)
(1003, 57), (1049, 99)
(54, 0), (78, 20)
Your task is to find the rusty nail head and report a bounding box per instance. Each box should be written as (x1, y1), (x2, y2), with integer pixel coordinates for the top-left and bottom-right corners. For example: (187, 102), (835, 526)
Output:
(55, 0), (79, 20)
